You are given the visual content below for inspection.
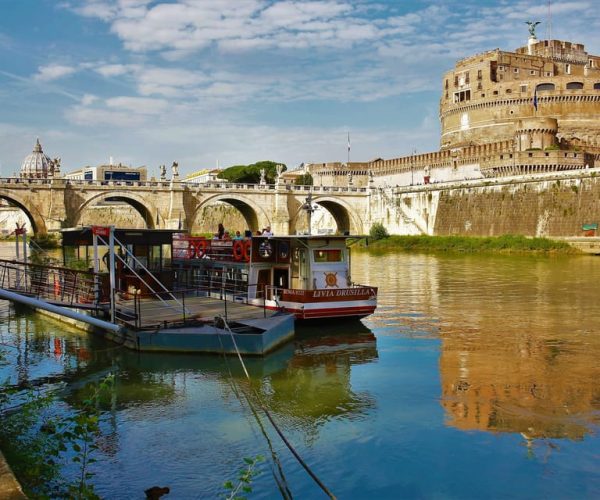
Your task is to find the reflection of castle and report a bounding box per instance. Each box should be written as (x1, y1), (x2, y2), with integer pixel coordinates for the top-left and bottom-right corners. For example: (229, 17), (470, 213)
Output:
(307, 33), (600, 187)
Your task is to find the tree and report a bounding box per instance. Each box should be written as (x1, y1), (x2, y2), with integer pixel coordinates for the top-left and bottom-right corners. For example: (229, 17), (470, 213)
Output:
(218, 161), (286, 184)
(294, 173), (313, 186)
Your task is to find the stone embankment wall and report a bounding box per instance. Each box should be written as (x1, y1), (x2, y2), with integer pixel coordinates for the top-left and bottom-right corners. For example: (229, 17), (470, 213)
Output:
(374, 169), (600, 237)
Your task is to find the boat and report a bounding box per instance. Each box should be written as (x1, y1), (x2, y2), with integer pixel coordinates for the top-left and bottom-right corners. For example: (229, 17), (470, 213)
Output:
(172, 234), (378, 320)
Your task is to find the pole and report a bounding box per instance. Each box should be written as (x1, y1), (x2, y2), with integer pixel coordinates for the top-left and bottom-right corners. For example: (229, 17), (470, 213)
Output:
(108, 226), (116, 324)
(93, 232), (100, 305)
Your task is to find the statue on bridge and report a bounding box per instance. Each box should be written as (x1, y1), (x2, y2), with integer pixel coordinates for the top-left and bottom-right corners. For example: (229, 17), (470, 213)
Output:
(160, 164), (167, 181)
(259, 168), (266, 185)
(50, 157), (61, 178)
(171, 161), (179, 179)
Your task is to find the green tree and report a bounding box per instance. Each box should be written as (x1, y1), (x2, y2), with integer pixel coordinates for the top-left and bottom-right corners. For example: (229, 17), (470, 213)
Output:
(294, 173), (313, 186)
(218, 161), (286, 184)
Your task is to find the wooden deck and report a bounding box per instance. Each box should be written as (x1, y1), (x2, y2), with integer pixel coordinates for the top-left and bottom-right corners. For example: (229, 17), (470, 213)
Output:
(116, 295), (272, 328)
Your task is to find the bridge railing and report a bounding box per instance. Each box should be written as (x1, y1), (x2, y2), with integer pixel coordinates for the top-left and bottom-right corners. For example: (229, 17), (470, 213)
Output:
(0, 176), (368, 193)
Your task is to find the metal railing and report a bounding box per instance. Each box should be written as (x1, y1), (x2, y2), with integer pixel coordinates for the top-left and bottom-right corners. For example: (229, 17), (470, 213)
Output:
(0, 259), (101, 308)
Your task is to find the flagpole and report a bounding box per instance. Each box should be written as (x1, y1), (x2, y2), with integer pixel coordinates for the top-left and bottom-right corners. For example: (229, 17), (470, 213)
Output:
(347, 132), (350, 164)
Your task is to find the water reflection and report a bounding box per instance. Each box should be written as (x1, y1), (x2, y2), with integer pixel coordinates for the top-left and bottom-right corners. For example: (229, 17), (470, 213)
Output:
(353, 251), (600, 441)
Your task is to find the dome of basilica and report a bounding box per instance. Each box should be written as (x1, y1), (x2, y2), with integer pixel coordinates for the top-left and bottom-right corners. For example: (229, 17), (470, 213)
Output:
(20, 139), (53, 178)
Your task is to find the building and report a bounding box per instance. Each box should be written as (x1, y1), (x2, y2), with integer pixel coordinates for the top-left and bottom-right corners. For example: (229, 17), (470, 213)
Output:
(321, 32), (600, 187)
(19, 139), (60, 179)
(183, 168), (222, 184)
(64, 162), (147, 182)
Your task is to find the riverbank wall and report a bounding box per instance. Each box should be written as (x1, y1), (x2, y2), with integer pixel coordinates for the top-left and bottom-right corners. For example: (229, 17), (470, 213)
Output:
(373, 168), (600, 238)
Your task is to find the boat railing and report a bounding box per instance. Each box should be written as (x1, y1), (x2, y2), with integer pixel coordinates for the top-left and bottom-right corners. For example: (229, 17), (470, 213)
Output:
(173, 236), (252, 262)
(114, 281), (272, 329)
(0, 258), (102, 308)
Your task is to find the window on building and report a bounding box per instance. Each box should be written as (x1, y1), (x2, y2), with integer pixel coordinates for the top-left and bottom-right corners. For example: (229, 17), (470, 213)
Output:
(477, 82), (482, 90)
(493, 90), (498, 95)
(589, 59), (594, 68)
(513, 68), (519, 73)
(565, 64), (571, 74)
(530, 70), (536, 75)
(506, 89), (512, 93)
(453, 90), (471, 102)
(520, 84), (528, 92)
(454, 75), (459, 86)
(536, 83), (555, 91)
(546, 72), (552, 76)
(498, 66), (504, 71)
(477, 69), (482, 80)
(594, 83), (600, 90)
(566, 82), (584, 89)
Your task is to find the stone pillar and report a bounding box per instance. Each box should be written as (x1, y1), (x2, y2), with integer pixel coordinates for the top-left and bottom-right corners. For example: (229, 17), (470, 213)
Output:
(272, 183), (291, 235)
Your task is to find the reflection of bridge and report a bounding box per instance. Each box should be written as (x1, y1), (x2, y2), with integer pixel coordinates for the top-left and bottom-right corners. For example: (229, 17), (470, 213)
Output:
(0, 177), (371, 235)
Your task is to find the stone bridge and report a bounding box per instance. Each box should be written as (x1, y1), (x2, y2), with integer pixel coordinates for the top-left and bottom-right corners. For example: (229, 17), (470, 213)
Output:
(0, 178), (371, 236)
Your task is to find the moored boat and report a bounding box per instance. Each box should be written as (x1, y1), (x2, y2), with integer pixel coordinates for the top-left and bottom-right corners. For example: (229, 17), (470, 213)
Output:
(173, 234), (377, 320)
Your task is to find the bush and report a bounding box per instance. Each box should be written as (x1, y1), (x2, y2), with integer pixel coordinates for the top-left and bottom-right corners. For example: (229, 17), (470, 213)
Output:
(369, 223), (389, 240)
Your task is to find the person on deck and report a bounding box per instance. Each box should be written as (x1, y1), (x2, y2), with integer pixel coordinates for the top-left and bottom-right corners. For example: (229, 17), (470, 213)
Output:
(262, 226), (273, 236)
(217, 223), (225, 239)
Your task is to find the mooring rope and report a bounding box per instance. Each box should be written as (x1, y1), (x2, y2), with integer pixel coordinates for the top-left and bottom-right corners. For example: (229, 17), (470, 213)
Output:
(218, 315), (336, 499)
(214, 322), (293, 499)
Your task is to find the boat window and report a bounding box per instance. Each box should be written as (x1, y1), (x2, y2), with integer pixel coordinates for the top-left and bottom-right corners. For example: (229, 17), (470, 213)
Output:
(313, 249), (343, 263)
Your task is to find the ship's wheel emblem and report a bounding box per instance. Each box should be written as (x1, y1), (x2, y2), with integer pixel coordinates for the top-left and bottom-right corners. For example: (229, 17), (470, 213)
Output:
(324, 272), (338, 288)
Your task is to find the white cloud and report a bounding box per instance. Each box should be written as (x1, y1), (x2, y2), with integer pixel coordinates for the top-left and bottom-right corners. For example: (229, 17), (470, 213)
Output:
(34, 64), (77, 82)
(81, 94), (98, 105)
(95, 63), (133, 77)
(105, 96), (169, 114)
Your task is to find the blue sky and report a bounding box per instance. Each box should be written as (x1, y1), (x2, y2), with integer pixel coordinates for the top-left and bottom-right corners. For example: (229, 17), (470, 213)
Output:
(0, 0), (598, 177)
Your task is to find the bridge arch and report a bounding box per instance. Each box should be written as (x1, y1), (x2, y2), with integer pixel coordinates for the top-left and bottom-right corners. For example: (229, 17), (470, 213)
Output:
(73, 191), (157, 229)
(192, 194), (271, 233)
(0, 189), (47, 235)
(290, 195), (364, 235)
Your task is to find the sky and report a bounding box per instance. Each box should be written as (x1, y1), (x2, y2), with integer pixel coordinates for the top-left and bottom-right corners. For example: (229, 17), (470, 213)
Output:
(0, 0), (598, 178)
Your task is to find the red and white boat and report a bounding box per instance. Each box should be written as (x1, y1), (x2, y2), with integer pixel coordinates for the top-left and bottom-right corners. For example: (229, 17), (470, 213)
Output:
(173, 234), (377, 320)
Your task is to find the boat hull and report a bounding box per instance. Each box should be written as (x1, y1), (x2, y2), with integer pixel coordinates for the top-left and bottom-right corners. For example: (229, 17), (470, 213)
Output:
(250, 286), (378, 320)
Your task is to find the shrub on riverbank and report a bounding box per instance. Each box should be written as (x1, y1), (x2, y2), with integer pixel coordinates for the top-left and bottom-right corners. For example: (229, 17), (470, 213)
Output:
(362, 234), (577, 254)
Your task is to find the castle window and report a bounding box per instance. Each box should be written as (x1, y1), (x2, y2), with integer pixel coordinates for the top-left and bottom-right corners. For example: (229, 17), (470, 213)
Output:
(546, 72), (552, 76)
(477, 82), (482, 90)
(493, 90), (498, 95)
(445, 79), (448, 89)
(520, 84), (528, 92)
(589, 59), (594, 68)
(594, 83), (600, 90)
(530, 70), (536, 75)
(506, 89), (512, 93)
(565, 64), (571, 74)
(477, 69), (482, 80)
(498, 66), (504, 71)
(454, 75), (459, 86)
(566, 82), (583, 89)
(536, 83), (555, 91)
(453, 90), (471, 102)
(513, 68), (519, 73)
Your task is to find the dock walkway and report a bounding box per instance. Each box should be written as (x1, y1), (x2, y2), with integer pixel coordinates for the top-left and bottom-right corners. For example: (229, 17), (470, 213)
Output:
(116, 295), (273, 329)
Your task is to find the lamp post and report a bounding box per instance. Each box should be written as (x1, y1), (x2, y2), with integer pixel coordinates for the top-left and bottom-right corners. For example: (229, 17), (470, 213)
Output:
(302, 192), (317, 235)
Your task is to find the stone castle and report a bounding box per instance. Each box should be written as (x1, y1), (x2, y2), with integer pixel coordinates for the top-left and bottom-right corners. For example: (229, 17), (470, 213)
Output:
(304, 32), (600, 187)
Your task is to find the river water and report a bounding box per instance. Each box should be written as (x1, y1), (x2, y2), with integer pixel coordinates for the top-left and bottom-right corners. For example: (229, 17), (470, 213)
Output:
(1, 246), (599, 498)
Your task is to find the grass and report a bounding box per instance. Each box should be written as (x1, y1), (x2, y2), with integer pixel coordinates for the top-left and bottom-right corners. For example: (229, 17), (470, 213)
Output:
(362, 234), (578, 254)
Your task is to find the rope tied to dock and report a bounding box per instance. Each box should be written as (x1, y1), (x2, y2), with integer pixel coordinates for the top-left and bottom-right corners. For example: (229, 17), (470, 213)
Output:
(217, 315), (337, 499)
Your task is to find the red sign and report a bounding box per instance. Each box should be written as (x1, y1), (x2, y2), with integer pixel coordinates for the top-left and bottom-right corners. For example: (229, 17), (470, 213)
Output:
(92, 226), (111, 237)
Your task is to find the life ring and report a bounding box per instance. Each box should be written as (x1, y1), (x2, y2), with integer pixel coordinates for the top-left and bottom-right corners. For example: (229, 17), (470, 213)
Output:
(195, 239), (207, 258)
(242, 240), (251, 262)
(232, 240), (244, 261)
